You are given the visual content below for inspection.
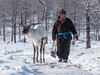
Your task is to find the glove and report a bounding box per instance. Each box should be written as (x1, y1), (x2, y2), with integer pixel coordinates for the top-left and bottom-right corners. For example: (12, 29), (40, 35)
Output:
(75, 34), (78, 40)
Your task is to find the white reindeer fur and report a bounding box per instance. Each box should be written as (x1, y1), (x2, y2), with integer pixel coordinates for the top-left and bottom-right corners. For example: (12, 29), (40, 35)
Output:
(26, 24), (47, 46)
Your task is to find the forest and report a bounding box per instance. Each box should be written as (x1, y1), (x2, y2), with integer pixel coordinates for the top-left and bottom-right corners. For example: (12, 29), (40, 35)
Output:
(0, 0), (100, 75)
(0, 0), (100, 49)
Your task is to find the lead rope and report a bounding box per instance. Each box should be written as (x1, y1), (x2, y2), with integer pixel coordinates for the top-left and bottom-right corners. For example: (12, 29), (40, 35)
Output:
(52, 41), (55, 51)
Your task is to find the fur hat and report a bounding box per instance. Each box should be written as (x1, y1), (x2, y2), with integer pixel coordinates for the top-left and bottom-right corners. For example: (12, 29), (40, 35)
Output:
(60, 9), (66, 15)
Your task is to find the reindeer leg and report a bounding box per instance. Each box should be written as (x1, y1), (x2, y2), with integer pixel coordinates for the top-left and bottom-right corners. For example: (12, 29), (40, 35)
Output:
(33, 43), (36, 64)
(43, 38), (47, 62)
(43, 43), (45, 63)
(40, 38), (43, 63)
(46, 37), (48, 44)
(36, 46), (39, 62)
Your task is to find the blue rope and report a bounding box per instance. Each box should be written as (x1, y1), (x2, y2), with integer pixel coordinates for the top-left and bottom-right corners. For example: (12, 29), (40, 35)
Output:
(57, 32), (71, 39)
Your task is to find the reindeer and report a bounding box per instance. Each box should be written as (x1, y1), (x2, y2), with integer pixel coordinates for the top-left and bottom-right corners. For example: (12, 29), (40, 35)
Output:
(16, 0), (47, 64)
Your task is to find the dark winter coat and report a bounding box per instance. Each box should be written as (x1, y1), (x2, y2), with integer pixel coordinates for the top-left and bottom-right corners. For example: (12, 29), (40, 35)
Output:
(52, 17), (77, 60)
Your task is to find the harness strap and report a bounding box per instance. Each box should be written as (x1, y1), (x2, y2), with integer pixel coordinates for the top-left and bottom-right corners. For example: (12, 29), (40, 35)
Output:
(57, 20), (65, 30)
(57, 32), (71, 39)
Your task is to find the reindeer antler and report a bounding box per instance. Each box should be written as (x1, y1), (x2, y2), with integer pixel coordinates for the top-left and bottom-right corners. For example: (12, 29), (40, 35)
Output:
(38, 0), (45, 22)
(30, 0), (45, 25)
(16, 0), (45, 26)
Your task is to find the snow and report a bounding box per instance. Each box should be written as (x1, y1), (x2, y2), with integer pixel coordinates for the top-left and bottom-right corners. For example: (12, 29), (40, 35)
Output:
(0, 32), (100, 75)
(70, 40), (100, 75)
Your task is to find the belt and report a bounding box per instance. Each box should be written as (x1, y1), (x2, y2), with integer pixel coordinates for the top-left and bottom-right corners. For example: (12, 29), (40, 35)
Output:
(57, 32), (71, 39)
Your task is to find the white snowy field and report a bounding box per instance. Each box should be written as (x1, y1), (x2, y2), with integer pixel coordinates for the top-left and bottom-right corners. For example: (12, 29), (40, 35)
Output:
(0, 33), (100, 75)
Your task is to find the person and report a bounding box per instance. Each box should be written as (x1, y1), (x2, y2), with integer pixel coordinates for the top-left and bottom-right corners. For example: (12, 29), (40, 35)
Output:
(52, 9), (78, 63)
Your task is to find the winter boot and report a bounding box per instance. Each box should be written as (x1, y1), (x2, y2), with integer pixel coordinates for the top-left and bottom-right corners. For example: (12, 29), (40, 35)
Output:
(63, 59), (67, 63)
(58, 58), (62, 62)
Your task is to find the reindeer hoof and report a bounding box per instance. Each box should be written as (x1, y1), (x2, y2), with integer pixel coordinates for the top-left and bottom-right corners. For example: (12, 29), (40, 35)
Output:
(40, 61), (42, 63)
(33, 61), (35, 64)
(43, 59), (45, 63)
(36, 60), (39, 62)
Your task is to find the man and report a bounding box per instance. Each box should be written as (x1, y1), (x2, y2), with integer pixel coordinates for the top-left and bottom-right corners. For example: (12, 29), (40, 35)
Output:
(52, 9), (78, 63)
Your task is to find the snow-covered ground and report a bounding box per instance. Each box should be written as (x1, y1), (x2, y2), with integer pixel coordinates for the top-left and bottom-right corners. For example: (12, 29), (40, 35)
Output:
(0, 32), (100, 75)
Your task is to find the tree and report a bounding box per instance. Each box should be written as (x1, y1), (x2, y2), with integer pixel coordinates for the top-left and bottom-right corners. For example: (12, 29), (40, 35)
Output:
(2, 8), (6, 42)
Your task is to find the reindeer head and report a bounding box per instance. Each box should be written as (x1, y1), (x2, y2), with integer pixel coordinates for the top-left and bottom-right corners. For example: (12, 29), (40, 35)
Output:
(18, 23), (41, 34)
(16, 0), (45, 35)
(22, 25), (31, 34)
